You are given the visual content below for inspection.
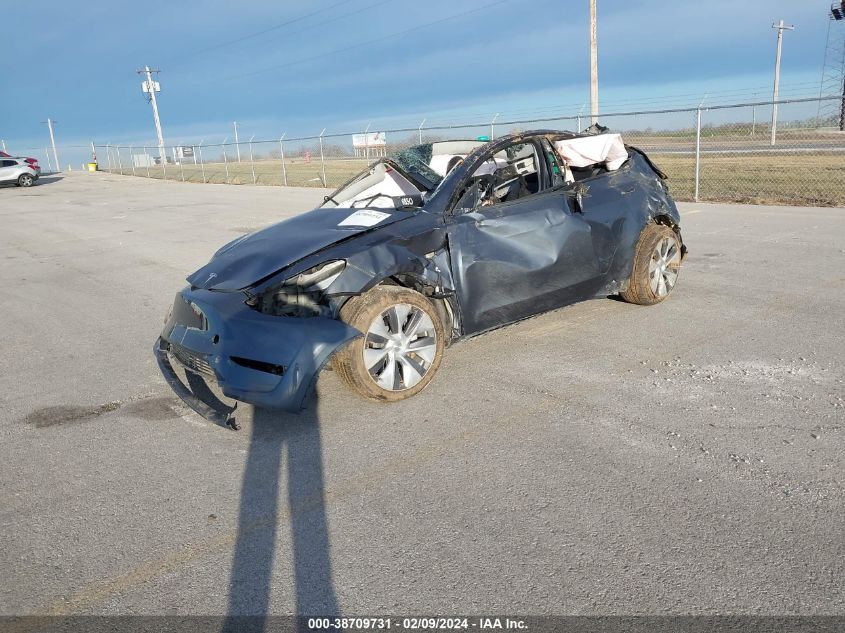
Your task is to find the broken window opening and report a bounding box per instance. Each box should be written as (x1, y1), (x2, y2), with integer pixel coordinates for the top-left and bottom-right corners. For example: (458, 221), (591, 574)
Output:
(452, 141), (547, 213)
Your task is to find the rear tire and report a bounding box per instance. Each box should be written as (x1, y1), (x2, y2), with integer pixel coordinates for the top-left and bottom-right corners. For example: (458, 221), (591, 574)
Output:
(620, 223), (682, 305)
(334, 285), (445, 402)
(17, 174), (34, 187)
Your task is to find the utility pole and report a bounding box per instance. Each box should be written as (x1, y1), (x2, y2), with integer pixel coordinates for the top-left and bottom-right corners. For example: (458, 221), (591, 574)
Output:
(233, 121), (241, 162)
(589, 0), (599, 125)
(46, 118), (60, 173)
(138, 65), (165, 162)
(771, 20), (795, 146)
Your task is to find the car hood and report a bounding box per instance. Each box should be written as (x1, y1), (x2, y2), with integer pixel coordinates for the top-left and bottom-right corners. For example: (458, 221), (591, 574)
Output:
(187, 206), (414, 291)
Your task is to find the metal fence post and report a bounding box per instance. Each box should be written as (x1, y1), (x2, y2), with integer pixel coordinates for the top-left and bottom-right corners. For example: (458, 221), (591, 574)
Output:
(178, 144), (185, 182)
(198, 141), (206, 183)
(839, 94), (845, 133)
(418, 118), (426, 144)
(694, 107), (702, 202)
(364, 122), (371, 165)
(491, 113), (499, 140)
(279, 133), (288, 186)
(143, 146), (150, 177)
(751, 94), (757, 137)
(129, 146), (136, 176)
(222, 137), (230, 184)
(44, 148), (53, 173)
(249, 135), (256, 184)
(117, 146), (123, 174)
(319, 128), (327, 187)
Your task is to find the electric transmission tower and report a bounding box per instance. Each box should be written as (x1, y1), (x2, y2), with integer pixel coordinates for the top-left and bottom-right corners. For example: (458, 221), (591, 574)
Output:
(818, 2), (845, 130)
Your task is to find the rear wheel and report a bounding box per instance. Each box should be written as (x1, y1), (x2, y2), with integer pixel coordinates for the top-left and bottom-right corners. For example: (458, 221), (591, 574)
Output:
(334, 285), (445, 402)
(17, 174), (34, 187)
(620, 224), (682, 305)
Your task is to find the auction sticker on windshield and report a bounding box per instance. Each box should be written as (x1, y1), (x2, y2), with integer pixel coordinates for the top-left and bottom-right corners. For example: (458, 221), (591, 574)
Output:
(338, 209), (391, 227)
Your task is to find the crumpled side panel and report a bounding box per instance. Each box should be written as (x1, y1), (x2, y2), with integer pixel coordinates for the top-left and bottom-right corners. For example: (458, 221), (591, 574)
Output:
(447, 190), (601, 333)
(446, 150), (681, 335)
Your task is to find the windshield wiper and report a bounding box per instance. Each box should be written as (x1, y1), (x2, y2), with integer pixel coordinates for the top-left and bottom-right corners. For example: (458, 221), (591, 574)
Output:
(351, 193), (395, 208)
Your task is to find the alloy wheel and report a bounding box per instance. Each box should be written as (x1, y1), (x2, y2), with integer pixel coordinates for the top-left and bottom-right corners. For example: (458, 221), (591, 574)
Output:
(363, 303), (438, 391)
(648, 236), (681, 297)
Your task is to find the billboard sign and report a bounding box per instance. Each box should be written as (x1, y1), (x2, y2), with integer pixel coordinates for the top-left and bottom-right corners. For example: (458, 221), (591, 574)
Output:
(174, 146), (194, 160)
(352, 132), (386, 148)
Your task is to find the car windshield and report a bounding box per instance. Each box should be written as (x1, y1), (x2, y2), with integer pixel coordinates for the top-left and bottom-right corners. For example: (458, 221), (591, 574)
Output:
(321, 160), (427, 210)
(322, 140), (490, 210)
(389, 145), (443, 190)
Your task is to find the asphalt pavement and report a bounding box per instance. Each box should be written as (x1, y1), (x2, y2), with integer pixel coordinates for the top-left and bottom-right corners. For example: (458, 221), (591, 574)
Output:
(1, 172), (843, 616)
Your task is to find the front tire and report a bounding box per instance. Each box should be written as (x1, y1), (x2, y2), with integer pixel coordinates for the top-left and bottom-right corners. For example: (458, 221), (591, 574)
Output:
(621, 223), (682, 305)
(334, 285), (445, 402)
(17, 174), (34, 187)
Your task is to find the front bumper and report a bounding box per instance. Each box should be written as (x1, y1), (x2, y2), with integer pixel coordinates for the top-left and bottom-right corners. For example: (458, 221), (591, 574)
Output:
(155, 287), (361, 418)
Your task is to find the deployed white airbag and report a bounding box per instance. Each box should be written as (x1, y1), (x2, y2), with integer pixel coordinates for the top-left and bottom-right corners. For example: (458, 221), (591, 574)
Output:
(554, 134), (628, 171)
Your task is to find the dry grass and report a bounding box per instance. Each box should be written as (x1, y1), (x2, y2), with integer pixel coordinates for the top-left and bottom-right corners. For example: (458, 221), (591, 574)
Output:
(125, 158), (369, 188)
(651, 152), (845, 206)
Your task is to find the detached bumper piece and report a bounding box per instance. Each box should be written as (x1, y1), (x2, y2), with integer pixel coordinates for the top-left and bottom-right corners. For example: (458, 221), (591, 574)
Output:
(155, 338), (239, 429)
(155, 288), (361, 426)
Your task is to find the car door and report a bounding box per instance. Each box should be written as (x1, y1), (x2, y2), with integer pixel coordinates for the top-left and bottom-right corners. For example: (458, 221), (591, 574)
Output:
(446, 140), (605, 334)
(561, 159), (639, 277)
(0, 159), (18, 183)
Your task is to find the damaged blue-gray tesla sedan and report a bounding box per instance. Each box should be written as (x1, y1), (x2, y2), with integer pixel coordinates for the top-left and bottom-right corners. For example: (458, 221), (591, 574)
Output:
(155, 128), (687, 427)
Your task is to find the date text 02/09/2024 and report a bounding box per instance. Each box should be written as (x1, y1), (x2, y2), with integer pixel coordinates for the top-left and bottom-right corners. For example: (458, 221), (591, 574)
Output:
(306, 617), (528, 630)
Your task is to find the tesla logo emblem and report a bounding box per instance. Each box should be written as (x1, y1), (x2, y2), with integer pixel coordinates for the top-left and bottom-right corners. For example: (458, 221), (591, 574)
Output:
(205, 272), (217, 283)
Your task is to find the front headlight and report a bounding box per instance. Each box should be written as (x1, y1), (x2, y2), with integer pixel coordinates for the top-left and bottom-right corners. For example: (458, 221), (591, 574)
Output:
(259, 260), (346, 317)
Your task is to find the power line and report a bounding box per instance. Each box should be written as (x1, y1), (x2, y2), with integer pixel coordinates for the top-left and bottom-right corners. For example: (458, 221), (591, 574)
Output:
(399, 82), (825, 126)
(196, 0), (395, 63)
(170, 0), (358, 65)
(208, 0), (515, 85)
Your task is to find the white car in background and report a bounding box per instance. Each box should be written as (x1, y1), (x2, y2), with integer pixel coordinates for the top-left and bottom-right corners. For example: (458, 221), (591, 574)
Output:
(0, 158), (39, 187)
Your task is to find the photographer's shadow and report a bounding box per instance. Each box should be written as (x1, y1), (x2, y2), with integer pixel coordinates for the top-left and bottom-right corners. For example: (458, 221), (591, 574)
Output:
(223, 383), (340, 630)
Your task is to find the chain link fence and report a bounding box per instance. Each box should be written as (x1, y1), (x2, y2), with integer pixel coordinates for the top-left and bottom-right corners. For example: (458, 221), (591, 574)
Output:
(88, 95), (845, 206)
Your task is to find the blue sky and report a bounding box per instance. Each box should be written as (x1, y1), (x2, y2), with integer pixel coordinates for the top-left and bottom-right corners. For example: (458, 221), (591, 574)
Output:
(0, 0), (837, 159)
